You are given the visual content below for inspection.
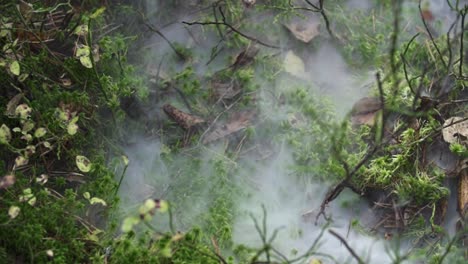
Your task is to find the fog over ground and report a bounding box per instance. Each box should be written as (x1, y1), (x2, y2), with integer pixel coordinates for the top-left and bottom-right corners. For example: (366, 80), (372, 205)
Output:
(115, 1), (465, 262)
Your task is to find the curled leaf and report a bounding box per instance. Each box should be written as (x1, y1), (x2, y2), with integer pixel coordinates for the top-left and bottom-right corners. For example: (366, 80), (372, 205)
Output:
(90, 197), (107, 206)
(76, 155), (91, 172)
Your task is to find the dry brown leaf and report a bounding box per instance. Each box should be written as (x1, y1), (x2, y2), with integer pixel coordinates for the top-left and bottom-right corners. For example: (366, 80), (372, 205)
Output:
(284, 18), (321, 43)
(231, 45), (259, 68)
(442, 117), (468, 144)
(211, 79), (241, 101)
(5, 93), (23, 117)
(203, 111), (256, 144)
(350, 97), (382, 126)
(163, 104), (205, 130)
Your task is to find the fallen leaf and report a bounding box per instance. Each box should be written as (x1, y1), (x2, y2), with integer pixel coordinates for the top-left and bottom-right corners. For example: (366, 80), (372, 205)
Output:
(284, 50), (306, 78)
(203, 110), (255, 144)
(442, 117), (468, 144)
(284, 18), (321, 43)
(350, 97), (383, 126)
(0, 175), (15, 189)
(211, 79), (241, 101)
(231, 44), (259, 68)
(5, 93), (23, 116)
(163, 104), (205, 130)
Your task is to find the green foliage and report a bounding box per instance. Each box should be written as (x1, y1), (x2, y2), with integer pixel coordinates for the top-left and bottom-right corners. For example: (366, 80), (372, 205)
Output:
(1, 0), (466, 263)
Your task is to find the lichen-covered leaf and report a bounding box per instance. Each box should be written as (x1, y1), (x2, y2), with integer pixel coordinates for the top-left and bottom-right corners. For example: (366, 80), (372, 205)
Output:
(34, 127), (47, 138)
(15, 156), (28, 167)
(156, 200), (169, 213)
(8, 206), (20, 219)
(67, 122), (79, 135)
(43, 141), (52, 149)
(15, 104), (32, 119)
(122, 155), (129, 166)
(79, 56), (93, 68)
(122, 216), (140, 233)
(76, 155), (91, 172)
(139, 199), (156, 215)
(19, 188), (36, 206)
(284, 50), (306, 78)
(74, 24), (88, 36)
(10, 60), (20, 76)
(0, 124), (11, 144)
(76, 45), (93, 68)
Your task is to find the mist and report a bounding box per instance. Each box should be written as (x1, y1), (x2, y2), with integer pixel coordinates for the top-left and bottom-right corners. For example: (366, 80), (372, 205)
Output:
(112, 1), (462, 263)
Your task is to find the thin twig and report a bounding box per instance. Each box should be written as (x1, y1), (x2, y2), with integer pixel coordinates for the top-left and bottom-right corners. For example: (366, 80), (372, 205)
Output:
(182, 5), (280, 49)
(329, 229), (365, 264)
